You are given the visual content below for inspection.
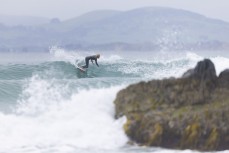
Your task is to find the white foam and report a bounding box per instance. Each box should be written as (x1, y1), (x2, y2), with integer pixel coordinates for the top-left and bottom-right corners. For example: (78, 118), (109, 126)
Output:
(113, 51), (204, 79)
(211, 56), (229, 75)
(49, 46), (84, 65)
(100, 55), (123, 63)
(185, 52), (203, 61)
(0, 75), (128, 152)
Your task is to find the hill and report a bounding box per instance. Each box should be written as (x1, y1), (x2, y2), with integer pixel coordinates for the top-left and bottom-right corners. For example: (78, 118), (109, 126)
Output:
(0, 15), (50, 26)
(1, 7), (229, 52)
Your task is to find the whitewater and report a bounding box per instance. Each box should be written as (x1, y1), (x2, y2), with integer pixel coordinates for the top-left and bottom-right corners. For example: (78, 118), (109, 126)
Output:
(0, 48), (229, 153)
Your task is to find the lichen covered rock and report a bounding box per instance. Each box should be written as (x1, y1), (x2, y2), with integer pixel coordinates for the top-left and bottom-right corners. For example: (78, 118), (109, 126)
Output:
(114, 59), (229, 151)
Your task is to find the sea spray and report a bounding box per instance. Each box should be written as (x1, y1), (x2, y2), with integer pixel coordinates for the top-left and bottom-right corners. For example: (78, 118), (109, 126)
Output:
(0, 76), (128, 151)
(212, 56), (229, 75)
(0, 50), (229, 153)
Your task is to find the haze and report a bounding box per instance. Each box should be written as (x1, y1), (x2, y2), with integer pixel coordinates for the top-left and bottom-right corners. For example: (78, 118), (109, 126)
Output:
(0, 0), (229, 22)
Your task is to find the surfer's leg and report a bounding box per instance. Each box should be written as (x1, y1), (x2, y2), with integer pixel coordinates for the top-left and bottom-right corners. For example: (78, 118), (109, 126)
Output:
(82, 57), (89, 68)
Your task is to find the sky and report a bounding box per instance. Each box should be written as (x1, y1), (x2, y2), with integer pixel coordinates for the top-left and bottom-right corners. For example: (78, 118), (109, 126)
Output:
(0, 0), (229, 22)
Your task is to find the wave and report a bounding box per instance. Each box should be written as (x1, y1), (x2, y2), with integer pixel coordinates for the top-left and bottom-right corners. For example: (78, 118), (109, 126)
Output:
(0, 49), (229, 152)
(0, 86), (128, 152)
(1, 50), (228, 108)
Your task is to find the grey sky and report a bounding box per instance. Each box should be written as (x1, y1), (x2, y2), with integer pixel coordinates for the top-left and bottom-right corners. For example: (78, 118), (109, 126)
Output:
(1, 0), (229, 22)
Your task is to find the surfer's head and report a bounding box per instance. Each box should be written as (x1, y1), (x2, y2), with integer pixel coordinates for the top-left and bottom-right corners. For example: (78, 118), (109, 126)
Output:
(96, 54), (100, 58)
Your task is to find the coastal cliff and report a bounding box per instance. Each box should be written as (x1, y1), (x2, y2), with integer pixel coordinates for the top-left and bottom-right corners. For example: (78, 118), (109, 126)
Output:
(114, 59), (229, 151)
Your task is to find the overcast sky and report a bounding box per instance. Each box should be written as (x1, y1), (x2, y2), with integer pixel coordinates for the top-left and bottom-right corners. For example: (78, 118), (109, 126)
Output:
(1, 0), (229, 22)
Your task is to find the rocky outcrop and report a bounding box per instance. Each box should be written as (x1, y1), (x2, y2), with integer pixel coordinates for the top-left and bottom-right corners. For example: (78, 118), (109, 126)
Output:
(114, 59), (229, 151)
(218, 69), (229, 88)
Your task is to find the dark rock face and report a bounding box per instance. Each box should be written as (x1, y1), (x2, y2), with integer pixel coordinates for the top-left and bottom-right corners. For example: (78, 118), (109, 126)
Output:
(114, 59), (229, 151)
(183, 59), (217, 80)
(193, 59), (217, 79)
(218, 69), (229, 88)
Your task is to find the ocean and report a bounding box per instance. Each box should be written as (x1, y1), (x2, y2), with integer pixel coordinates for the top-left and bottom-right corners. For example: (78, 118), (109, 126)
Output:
(0, 47), (229, 153)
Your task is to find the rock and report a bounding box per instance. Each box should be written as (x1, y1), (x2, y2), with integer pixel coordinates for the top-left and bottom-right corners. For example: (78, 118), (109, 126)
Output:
(218, 69), (229, 88)
(182, 68), (194, 78)
(114, 59), (229, 151)
(182, 59), (217, 81)
(193, 59), (217, 80)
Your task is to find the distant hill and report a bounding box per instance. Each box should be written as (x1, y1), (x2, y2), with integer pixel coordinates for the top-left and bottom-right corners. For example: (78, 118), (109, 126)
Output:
(44, 10), (122, 32)
(1, 7), (229, 52)
(0, 15), (50, 26)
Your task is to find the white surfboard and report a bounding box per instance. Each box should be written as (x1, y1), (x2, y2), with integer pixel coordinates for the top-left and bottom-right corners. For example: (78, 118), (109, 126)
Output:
(76, 65), (86, 72)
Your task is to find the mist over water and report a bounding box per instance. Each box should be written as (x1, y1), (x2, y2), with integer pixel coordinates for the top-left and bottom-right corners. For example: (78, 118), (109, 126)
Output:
(0, 48), (229, 153)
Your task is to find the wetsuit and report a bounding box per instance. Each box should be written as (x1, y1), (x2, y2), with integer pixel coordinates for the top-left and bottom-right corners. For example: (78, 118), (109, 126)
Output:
(82, 55), (99, 68)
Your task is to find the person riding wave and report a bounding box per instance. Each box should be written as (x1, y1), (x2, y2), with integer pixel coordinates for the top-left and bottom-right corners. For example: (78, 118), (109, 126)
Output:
(82, 54), (100, 69)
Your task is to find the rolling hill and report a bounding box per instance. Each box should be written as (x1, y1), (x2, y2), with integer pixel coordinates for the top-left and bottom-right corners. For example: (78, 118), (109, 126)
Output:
(1, 7), (229, 52)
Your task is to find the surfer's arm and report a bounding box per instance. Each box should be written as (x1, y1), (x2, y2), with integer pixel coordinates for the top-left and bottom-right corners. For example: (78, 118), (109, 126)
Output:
(91, 59), (94, 64)
(95, 59), (99, 67)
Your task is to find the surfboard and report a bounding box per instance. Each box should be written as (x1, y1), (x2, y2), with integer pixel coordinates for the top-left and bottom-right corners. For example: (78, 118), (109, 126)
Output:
(76, 65), (86, 72)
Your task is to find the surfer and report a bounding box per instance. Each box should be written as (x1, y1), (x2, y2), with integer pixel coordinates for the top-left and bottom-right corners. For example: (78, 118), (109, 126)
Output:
(81, 54), (100, 68)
